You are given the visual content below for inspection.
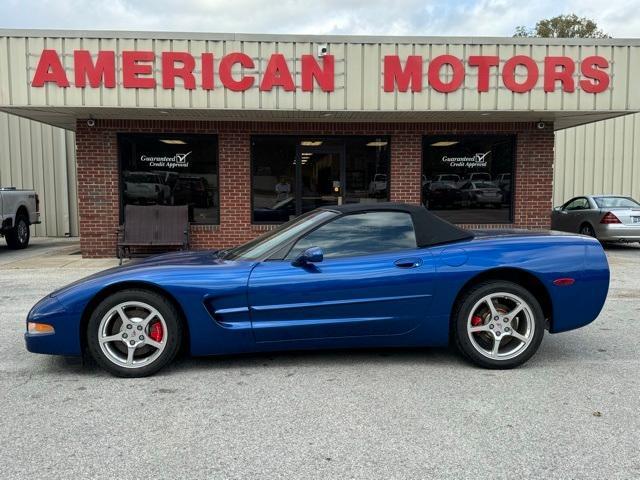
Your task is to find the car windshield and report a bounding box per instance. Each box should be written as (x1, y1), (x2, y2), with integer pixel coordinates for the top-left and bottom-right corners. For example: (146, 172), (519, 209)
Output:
(221, 209), (337, 260)
(593, 196), (640, 208)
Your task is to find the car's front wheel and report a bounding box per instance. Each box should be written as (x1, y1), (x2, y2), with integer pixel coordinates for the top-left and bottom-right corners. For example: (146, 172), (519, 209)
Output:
(453, 281), (545, 369)
(86, 289), (182, 377)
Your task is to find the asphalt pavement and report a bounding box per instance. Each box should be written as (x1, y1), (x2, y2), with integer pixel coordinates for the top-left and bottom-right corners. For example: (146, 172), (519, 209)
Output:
(0, 241), (639, 479)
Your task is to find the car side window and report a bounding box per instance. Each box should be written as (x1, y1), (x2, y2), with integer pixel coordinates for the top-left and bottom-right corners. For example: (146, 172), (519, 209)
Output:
(285, 211), (417, 260)
(564, 197), (588, 211)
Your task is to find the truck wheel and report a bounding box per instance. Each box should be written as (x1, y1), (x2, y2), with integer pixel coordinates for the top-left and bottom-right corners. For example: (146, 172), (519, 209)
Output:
(5, 214), (30, 249)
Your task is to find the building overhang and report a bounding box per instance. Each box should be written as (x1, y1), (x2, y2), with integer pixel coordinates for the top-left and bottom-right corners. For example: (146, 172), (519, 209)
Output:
(0, 106), (631, 131)
(1, 29), (639, 131)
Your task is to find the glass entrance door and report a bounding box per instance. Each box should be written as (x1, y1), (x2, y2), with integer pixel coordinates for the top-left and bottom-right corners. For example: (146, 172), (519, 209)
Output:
(251, 136), (390, 224)
(297, 146), (345, 214)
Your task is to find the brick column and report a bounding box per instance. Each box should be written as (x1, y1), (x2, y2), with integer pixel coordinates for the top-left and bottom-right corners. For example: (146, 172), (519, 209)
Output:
(75, 122), (119, 257)
(389, 133), (422, 204)
(513, 127), (555, 229)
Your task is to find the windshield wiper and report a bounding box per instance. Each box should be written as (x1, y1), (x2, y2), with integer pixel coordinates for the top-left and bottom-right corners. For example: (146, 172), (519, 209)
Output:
(216, 249), (230, 259)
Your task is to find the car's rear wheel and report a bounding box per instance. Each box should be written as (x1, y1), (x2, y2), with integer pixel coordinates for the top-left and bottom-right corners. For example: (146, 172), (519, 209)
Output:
(453, 281), (545, 369)
(86, 289), (182, 377)
(5, 214), (30, 249)
(580, 223), (596, 238)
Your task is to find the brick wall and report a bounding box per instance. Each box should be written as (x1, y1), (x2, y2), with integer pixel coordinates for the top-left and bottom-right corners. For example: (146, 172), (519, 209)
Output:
(75, 120), (554, 257)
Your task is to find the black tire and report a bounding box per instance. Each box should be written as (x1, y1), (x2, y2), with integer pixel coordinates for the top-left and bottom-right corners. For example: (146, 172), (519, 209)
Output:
(5, 214), (30, 249)
(453, 281), (545, 369)
(579, 223), (596, 238)
(86, 289), (183, 377)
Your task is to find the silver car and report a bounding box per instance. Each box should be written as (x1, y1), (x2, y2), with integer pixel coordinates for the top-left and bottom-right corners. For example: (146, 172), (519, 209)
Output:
(459, 181), (502, 207)
(551, 195), (640, 243)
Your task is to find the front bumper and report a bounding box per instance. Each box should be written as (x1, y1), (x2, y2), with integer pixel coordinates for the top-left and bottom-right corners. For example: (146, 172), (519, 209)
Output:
(596, 224), (640, 242)
(25, 295), (82, 356)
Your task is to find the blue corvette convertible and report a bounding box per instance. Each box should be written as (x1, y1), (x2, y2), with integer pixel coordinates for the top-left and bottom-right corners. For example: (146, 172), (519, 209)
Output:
(26, 203), (609, 377)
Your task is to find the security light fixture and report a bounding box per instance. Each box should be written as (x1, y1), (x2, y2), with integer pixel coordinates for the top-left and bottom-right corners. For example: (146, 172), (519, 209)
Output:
(159, 139), (187, 145)
(300, 141), (323, 146)
(430, 141), (459, 147)
(366, 141), (388, 147)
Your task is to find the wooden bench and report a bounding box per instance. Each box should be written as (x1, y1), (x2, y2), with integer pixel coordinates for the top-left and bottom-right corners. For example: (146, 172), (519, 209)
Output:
(117, 204), (190, 263)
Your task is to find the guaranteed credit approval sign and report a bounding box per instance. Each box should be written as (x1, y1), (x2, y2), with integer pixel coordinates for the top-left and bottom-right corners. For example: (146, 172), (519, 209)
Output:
(31, 49), (610, 94)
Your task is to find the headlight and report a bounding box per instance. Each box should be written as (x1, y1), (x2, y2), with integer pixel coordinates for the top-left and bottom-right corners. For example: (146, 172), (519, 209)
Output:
(27, 294), (67, 333)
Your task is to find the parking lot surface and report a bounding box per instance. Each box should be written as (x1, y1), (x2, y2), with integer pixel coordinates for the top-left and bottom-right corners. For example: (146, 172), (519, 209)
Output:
(0, 241), (639, 479)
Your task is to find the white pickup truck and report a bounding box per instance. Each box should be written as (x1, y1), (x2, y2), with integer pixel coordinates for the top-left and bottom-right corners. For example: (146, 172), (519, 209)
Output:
(0, 187), (40, 249)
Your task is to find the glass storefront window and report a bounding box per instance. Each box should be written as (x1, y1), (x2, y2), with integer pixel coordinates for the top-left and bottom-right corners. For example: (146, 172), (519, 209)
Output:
(422, 135), (515, 224)
(251, 136), (390, 223)
(119, 133), (219, 224)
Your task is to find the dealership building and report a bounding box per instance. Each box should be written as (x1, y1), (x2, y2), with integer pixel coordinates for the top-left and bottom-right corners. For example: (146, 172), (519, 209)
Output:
(1, 30), (639, 257)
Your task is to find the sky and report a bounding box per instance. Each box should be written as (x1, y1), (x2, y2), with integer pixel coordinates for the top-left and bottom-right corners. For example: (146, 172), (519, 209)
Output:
(1, 0), (639, 37)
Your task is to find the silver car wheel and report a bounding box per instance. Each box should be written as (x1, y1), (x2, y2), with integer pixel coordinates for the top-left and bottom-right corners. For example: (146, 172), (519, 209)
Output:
(580, 224), (595, 237)
(98, 301), (167, 369)
(466, 292), (535, 361)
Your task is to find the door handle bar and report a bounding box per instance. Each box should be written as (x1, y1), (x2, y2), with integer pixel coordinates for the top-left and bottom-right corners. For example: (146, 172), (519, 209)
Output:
(394, 258), (422, 269)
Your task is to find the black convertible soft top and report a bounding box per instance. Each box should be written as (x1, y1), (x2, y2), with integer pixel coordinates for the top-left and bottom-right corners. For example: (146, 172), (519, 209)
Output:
(323, 202), (474, 248)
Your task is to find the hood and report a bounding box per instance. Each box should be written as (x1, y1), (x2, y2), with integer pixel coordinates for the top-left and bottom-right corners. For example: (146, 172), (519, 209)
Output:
(49, 249), (243, 299)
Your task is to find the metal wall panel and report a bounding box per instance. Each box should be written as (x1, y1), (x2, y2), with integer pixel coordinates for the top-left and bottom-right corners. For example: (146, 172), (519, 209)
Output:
(1, 31), (638, 113)
(554, 113), (640, 205)
(0, 112), (77, 236)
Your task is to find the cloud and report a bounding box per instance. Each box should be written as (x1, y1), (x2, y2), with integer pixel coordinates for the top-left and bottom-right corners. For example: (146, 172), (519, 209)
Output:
(1, 0), (639, 37)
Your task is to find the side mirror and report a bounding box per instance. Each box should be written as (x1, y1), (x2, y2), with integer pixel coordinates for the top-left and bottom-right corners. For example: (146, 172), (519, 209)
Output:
(553, 206), (561, 211)
(292, 246), (324, 267)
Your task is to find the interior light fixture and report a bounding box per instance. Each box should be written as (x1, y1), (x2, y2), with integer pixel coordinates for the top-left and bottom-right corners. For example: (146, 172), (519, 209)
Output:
(430, 141), (459, 147)
(159, 139), (187, 145)
(300, 141), (323, 146)
(366, 141), (388, 147)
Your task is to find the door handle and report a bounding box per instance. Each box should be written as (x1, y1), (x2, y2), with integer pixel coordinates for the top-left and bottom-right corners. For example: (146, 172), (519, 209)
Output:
(394, 258), (422, 269)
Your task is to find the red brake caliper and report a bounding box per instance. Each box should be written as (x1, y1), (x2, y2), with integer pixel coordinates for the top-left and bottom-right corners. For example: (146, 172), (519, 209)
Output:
(471, 315), (483, 327)
(149, 321), (164, 342)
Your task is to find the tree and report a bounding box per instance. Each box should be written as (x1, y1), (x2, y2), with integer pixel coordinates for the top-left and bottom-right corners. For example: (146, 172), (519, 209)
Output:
(514, 14), (610, 38)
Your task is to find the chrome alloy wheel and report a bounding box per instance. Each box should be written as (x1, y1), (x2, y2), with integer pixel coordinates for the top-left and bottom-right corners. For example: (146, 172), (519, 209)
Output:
(98, 301), (167, 369)
(466, 292), (535, 361)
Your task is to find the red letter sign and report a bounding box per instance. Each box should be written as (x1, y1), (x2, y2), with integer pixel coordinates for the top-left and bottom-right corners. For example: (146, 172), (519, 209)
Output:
(260, 53), (295, 91)
(301, 55), (334, 92)
(468, 55), (499, 92)
(219, 53), (255, 92)
(201, 53), (215, 90)
(580, 55), (609, 94)
(383, 55), (423, 92)
(32, 49), (69, 87)
(122, 51), (156, 89)
(502, 55), (538, 93)
(428, 55), (464, 93)
(73, 50), (115, 88)
(162, 52), (196, 90)
(544, 56), (575, 93)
